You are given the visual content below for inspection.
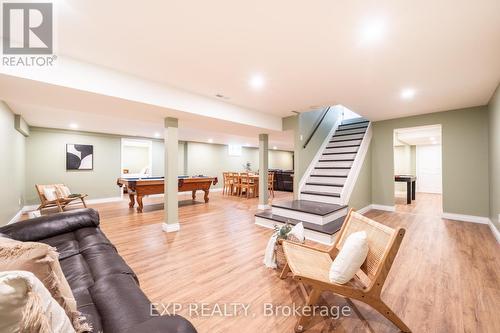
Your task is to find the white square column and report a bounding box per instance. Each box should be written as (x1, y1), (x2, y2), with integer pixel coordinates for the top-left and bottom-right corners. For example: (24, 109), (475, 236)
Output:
(258, 134), (270, 209)
(162, 117), (179, 232)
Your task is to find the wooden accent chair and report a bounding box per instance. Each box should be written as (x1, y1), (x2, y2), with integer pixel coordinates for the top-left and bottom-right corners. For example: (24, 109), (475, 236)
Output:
(222, 172), (233, 195)
(267, 172), (275, 198)
(239, 172), (257, 198)
(35, 184), (88, 213)
(280, 209), (410, 332)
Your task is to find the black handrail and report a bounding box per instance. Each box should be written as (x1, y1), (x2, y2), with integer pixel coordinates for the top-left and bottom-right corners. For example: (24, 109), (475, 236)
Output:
(302, 106), (331, 149)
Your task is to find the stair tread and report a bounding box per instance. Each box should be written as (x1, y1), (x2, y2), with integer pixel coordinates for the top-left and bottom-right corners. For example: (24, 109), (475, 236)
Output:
(310, 174), (348, 178)
(326, 144), (361, 148)
(319, 159), (355, 162)
(272, 199), (347, 216)
(306, 182), (344, 187)
(329, 138), (362, 143)
(340, 119), (369, 126)
(314, 166), (351, 169)
(333, 131), (366, 137)
(336, 125), (368, 131)
(255, 211), (345, 235)
(301, 191), (341, 198)
(323, 151), (358, 155)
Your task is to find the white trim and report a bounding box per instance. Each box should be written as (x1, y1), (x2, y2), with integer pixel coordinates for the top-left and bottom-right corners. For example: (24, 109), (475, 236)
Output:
(162, 223), (180, 232)
(258, 204), (271, 210)
(370, 204), (396, 212)
(355, 205), (372, 215)
(340, 123), (372, 204)
(441, 212), (490, 224)
(488, 220), (500, 243)
(298, 106), (343, 195)
(255, 216), (335, 245)
(7, 209), (24, 224)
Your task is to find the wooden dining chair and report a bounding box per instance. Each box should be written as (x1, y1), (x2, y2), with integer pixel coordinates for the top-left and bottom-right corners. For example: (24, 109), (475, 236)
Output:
(267, 172), (275, 198)
(222, 172), (232, 195)
(231, 172), (242, 196)
(239, 172), (257, 198)
(280, 209), (410, 333)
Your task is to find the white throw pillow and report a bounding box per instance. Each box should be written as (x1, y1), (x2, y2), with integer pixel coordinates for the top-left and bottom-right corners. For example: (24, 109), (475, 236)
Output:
(60, 185), (71, 197)
(43, 187), (58, 201)
(329, 231), (369, 284)
(289, 222), (305, 242)
(0, 271), (76, 333)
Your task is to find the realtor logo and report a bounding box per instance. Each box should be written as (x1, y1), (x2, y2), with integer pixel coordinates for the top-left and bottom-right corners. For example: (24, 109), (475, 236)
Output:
(2, 2), (53, 54)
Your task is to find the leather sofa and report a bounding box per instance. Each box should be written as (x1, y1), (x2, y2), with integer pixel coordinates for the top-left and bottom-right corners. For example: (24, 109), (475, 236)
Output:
(0, 209), (197, 333)
(270, 169), (294, 192)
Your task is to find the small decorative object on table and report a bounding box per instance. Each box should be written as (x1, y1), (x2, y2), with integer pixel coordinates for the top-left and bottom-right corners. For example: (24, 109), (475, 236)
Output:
(242, 162), (252, 172)
(274, 223), (304, 269)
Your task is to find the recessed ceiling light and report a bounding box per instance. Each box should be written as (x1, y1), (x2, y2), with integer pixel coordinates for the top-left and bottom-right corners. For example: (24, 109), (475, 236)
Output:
(273, 146), (277, 150)
(249, 74), (265, 89)
(401, 88), (416, 100)
(154, 132), (161, 138)
(69, 123), (78, 129)
(207, 138), (213, 143)
(430, 136), (436, 141)
(359, 18), (387, 45)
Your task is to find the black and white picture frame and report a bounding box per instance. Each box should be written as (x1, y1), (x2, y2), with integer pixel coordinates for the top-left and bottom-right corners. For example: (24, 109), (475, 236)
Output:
(66, 144), (93, 170)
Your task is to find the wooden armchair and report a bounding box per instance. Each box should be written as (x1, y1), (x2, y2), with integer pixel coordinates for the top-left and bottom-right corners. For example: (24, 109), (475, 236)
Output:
(281, 209), (410, 332)
(35, 184), (88, 213)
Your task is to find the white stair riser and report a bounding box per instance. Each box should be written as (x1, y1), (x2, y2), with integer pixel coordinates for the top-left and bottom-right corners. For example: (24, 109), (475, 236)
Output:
(316, 160), (353, 168)
(327, 139), (362, 148)
(320, 153), (356, 160)
(303, 184), (343, 194)
(271, 207), (347, 225)
(255, 217), (336, 245)
(308, 176), (347, 184)
(312, 168), (350, 176)
(300, 193), (342, 205)
(331, 133), (365, 141)
(341, 118), (367, 125)
(324, 146), (359, 154)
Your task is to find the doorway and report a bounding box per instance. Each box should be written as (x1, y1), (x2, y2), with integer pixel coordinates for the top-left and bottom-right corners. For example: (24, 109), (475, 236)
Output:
(393, 125), (442, 214)
(120, 138), (153, 178)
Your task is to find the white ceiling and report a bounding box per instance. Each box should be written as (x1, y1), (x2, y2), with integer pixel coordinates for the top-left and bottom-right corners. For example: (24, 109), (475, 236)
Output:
(394, 125), (442, 146)
(0, 0), (499, 148)
(51, 0), (500, 119)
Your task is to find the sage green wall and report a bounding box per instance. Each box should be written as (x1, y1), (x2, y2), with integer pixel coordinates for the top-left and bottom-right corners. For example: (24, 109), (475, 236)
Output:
(0, 102), (26, 225)
(348, 145), (372, 210)
(26, 128), (122, 204)
(25, 129), (293, 201)
(122, 145), (150, 173)
(372, 106), (489, 217)
(488, 84), (500, 231)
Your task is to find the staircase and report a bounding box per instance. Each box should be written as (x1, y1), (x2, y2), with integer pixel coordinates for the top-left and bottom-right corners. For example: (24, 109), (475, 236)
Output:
(255, 117), (371, 245)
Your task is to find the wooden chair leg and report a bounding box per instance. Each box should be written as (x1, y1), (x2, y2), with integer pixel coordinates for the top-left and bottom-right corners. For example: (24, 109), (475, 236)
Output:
(366, 299), (411, 333)
(55, 201), (63, 212)
(81, 197), (87, 208)
(279, 263), (290, 279)
(295, 288), (322, 333)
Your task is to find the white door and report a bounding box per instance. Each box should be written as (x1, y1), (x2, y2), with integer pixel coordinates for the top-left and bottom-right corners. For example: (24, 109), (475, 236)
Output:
(416, 144), (442, 193)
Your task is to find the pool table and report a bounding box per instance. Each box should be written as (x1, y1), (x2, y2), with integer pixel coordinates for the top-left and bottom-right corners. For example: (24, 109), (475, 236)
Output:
(117, 176), (218, 212)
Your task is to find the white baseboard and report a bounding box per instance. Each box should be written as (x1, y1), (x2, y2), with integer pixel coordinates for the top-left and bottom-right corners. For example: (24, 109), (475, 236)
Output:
(162, 223), (180, 232)
(356, 205), (372, 214)
(370, 204), (396, 212)
(441, 212), (490, 224)
(488, 220), (500, 244)
(7, 209), (24, 225)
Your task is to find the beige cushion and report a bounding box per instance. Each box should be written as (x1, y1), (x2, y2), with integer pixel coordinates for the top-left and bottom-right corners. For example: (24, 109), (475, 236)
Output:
(0, 237), (89, 332)
(0, 270), (76, 333)
(329, 231), (369, 284)
(42, 187), (58, 201)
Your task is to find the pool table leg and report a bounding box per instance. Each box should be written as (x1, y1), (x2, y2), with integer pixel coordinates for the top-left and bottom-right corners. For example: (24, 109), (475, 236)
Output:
(192, 190), (196, 200)
(136, 195), (143, 213)
(203, 189), (209, 203)
(129, 194), (135, 208)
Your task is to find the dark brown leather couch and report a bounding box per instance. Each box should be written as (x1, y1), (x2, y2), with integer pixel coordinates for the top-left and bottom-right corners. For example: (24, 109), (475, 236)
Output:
(0, 209), (197, 333)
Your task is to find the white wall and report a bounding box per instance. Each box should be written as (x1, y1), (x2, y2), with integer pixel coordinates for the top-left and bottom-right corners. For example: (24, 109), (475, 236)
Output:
(416, 144), (442, 193)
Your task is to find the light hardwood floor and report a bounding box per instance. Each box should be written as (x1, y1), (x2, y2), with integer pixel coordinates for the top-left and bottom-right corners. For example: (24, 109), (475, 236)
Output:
(83, 191), (499, 333)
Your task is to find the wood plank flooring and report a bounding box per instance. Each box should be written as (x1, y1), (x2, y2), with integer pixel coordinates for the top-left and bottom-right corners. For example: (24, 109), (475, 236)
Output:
(84, 191), (499, 332)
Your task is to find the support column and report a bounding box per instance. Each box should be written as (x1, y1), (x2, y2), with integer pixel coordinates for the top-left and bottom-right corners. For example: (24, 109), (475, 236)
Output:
(162, 117), (179, 232)
(258, 134), (270, 210)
